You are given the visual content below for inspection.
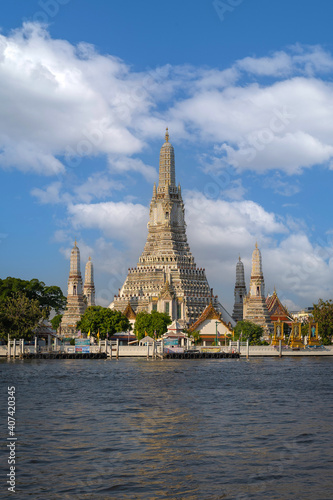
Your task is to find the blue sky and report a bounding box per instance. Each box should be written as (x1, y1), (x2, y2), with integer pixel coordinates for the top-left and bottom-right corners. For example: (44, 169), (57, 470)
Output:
(1, 0), (333, 313)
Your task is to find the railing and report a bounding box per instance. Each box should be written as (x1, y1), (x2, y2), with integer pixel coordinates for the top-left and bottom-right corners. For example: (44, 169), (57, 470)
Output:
(4, 339), (333, 358)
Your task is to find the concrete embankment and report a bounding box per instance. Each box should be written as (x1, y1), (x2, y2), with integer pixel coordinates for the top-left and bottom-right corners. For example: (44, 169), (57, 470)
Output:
(240, 345), (333, 357)
(2, 342), (333, 359)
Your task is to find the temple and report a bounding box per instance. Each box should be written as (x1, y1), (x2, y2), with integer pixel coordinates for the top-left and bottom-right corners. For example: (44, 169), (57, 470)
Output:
(243, 243), (273, 335)
(232, 257), (247, 322)
(60, 241), (95, 335)
(110, 129), (234, 328)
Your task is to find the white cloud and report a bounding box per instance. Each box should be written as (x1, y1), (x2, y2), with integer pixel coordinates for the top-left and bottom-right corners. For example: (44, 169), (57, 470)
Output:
(237, 51), (293, 77)
(52, 229), (70, 243)
(263, 174), (300, 196)
(68, 200), (149, 244)
(0, 22), (147, 174)
(185, 191), (286, 246)
(2, 25), (333, 178)
(109, 157), (157, 183)
(223, 179), (247, 201)
(31, 173), (123, 205)
(263, 234), (333, 304)
(31, 181), (67, 204)
(73, 173), (122, 203)
(236, 46), (333, 77)
(170, 76), (333, 174)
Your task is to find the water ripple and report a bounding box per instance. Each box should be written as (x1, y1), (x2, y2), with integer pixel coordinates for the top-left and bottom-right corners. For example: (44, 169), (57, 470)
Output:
(1, 357), (333, 499)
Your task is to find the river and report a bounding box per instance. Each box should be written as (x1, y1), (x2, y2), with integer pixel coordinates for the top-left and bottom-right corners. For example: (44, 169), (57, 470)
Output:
(1, 356), (332, 499)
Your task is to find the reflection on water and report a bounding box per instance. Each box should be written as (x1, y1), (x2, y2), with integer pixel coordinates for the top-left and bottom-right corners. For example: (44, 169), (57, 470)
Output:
(1, 357), (333, 499)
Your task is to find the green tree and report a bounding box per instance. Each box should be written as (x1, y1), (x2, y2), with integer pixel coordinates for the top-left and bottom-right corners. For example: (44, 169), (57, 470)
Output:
(0, 277), (66, 318)
(233, 320), (264, 345)
(191, 330), (202, 345)
(301, 321), (310, 339)
(0, 292), (43, 340)
(312, 299), (333, 345)
(51, 314), (63, 331)
(134, 311), (171, 341)
(76, 306), (131, 339)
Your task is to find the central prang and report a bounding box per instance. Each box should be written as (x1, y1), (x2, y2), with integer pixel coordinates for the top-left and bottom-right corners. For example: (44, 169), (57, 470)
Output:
(109, 130), (233, 328)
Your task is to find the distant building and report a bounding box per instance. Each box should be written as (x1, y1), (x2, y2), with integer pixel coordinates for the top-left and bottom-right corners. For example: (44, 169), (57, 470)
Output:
(232, 257), (247, 322)
(291, 307), (314, 323)
(60, 241), (95, 336)
(243, 243), (273, 336)
(109, 129), (234, 328)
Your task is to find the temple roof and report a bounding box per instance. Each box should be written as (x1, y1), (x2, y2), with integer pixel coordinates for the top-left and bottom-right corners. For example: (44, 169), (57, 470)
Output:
(188, 302), (232, 333)
(123, 302), (137, 320)
(159, 279), (174, 300)
(167, 320), (183, 332)
(266, 290), (293, 321)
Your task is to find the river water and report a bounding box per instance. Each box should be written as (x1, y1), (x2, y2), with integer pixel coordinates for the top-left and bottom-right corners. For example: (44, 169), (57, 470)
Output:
(1, 357), (332, 499)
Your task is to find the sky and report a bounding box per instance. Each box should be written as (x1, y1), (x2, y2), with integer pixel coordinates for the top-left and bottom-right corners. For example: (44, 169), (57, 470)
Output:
(1, 0), (333, 313)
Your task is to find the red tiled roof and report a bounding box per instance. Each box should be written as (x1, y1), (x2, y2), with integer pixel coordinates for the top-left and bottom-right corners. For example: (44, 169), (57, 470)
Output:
(266, 291), (293, 322)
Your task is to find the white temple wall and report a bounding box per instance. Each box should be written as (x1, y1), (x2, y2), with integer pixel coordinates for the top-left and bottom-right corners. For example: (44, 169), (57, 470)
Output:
(198, 319), (231, 336)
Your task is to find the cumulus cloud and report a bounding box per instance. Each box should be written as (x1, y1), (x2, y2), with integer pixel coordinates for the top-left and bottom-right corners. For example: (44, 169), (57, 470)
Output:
(235, 45), (333, 77)
(68, 200), (149, 244)
(31, 181), (64, 204)
(31, 173), (123, 204)
(0, 22), (146, 174)
(73, 173), (122, 203)
(109, 157), (157, 183)
(2, 24), (333, 178)
(171, 77), (333, 174)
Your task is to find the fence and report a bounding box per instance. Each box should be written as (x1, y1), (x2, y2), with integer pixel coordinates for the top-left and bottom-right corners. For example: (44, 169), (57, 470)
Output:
(3, 339), (333, 358)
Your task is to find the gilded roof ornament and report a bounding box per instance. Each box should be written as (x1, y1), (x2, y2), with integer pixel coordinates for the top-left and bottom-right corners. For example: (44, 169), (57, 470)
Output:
(165, 127), (169, 143)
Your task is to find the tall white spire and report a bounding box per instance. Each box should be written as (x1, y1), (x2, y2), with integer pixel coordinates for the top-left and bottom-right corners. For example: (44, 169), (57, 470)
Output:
(60, 240), (87, 335)
(249, 243), (265, 298)
(251, 242), (263, 279)
(243, 243), (273, 337)
(84, 257), (95, 306)
(68, 240), (83, 296)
